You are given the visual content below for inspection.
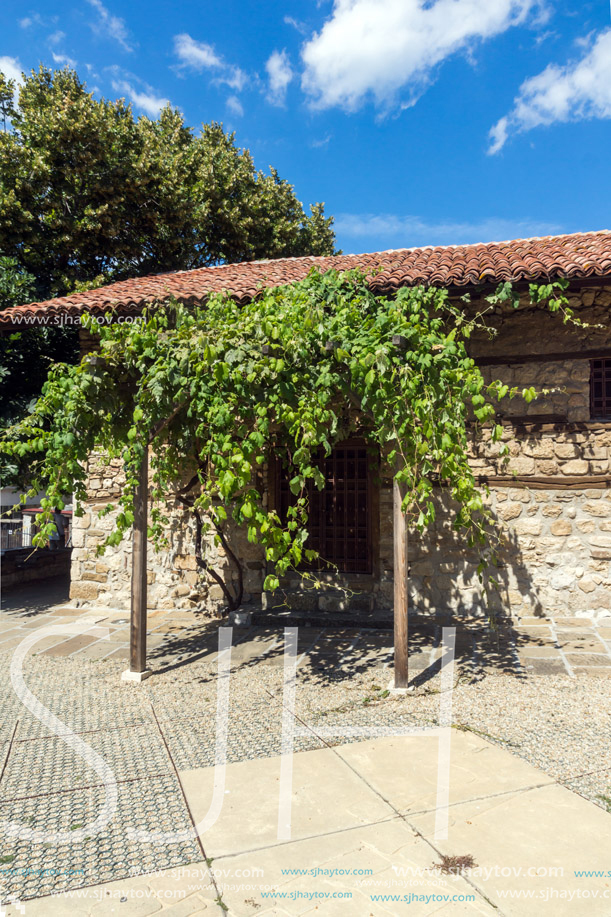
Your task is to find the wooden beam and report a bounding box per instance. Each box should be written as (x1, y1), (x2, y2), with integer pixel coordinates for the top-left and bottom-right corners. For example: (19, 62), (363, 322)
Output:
(474, 348), (611, 367)
(393, 455), (409, 689)
(129, 447), (149, 675)
(477, 474), (611, 490)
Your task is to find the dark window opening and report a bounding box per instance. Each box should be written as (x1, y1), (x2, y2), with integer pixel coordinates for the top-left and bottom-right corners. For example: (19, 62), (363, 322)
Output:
(590, 359), (611, 419)
(277, 442), (373, 574)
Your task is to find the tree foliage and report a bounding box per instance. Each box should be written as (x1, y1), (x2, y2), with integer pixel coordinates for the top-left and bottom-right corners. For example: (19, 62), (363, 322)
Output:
(0, 257), (79, 425)
(0, 64), (336, 428)
(0, 66), (336, 300)
(0, 269), (573, 610)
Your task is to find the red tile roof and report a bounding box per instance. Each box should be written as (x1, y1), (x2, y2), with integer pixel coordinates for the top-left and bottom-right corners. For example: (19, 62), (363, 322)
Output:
(2, 230), (611, 327)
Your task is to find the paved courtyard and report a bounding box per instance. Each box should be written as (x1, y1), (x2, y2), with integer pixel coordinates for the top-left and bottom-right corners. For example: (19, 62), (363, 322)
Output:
(0, 577), (610, 912)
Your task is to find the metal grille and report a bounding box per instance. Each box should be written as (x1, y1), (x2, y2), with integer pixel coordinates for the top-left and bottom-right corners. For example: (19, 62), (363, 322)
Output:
(590, 358), (611, 419)
(0, 526), (34, 551)
(279, 443), (372, 574)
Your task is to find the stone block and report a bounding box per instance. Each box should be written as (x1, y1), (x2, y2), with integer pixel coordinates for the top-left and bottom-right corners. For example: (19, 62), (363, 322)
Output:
(71, 528), (85, 548)
(82, 572), (107, 583)
(542, 504), (563, 518)
(319, 593), (373, 612)
(536, 460), (560, 475)
(507, 457), (536, 475)
(513, 519), (542, 536)
(560, 460), (589, 475)
(497, 502), (523, 521)
(555, 443), (580, 459)
(70, 581), (100, 600)
(549, 569), (575, 590)
(583, 502), (611, 518)
(591, 535), (611, 548)
(523, 441), (555, 459)
(583, 445), (608, 460)
(550, 520), (572, 536)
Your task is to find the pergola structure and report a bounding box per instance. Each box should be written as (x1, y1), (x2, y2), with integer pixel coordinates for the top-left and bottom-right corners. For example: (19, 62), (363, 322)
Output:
(4, 230), (611, 687)
(122, 442), (411, 687)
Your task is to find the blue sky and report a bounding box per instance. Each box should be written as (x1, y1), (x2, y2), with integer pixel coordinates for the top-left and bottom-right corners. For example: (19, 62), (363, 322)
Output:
(1, 0), (610, 254)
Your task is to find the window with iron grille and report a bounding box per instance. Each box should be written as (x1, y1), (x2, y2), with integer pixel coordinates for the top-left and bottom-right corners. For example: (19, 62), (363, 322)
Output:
(277, 441), (373, 574)
(590, 359), (611, 419)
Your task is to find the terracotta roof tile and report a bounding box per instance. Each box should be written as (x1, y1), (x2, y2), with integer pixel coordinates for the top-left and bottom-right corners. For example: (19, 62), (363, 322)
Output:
(2, 230), (611, 327)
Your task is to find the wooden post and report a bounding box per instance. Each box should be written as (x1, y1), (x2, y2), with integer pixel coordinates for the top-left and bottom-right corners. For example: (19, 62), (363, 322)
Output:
(123, 446), (151, 681)
(393, 455), (409, 688)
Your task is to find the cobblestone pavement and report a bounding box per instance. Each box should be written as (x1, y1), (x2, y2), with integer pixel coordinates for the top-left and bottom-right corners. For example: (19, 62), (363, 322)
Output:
(1, 576), (610, 905)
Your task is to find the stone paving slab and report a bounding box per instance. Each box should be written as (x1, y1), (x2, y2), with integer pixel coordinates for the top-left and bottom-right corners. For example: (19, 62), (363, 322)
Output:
(207, 820), (495, 916)
(335, 732), (556, 816)
(179, 747), (397, 857)
(6, 578), (611, 677)
(411, 782), (611, 916)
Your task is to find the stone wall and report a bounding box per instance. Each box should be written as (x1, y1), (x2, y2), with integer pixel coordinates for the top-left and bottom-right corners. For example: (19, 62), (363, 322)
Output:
(70, 453), (266, 612)
(1, 547), (71, 588)
(71, 427), (611, 621)
(70, 286), (611, 621)
(408, 486), (611, 621)
(481, 359), (590, 422)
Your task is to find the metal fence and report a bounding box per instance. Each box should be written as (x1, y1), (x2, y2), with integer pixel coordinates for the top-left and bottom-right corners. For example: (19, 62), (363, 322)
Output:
(0, 526), (32, 551)
(1, 518), (72, 551)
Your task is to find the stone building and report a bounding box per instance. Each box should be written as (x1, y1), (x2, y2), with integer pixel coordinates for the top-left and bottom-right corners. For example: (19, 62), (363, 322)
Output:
(2, 230), (611, 623)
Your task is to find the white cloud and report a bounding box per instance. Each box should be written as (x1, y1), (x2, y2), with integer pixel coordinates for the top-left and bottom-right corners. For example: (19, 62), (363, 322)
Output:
(112, 80), (170, 116)
(266, 49), (293, 106)
(284, 15), (307, 35)
(52, 53), (78, 69)
(301, 0), (543, 111)
(488, 29), (611, 153)
(87, 0), (133, 52)
(48, 30), (66, 46)
(334, 213), (562, 247)
(174, 33), (223, 71)
(488, 117), (510, 155)
(19, 12), (58, 29)
(19, 13), (42, 29)
(217, 67), (247, 92)
(173, 33), (246, 92)
(226, 95), (244, 117)
(0, 56), (23, 85)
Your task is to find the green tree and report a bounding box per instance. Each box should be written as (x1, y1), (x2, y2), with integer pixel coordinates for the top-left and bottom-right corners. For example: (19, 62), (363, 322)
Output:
(0, 65), (336, 427)
(0, 67), (336, 299)
(0, 257), (79, 427)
